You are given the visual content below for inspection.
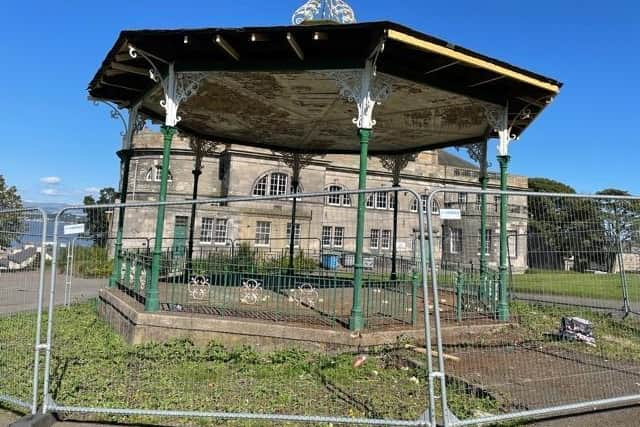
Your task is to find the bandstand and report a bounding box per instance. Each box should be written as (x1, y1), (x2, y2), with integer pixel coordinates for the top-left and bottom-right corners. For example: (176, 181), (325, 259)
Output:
(89, 0), (561, 338)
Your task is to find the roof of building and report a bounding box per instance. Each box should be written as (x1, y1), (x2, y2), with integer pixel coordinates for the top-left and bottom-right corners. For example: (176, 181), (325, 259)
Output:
(437, 150), (477, 169)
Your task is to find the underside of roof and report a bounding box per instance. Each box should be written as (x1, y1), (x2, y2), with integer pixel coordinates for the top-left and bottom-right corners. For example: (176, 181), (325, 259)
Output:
(89, 21), (562, 155)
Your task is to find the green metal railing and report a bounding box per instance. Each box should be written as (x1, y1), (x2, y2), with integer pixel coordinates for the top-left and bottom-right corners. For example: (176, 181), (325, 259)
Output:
(438, 262), (500, 321)
(114, 247), (419, 330)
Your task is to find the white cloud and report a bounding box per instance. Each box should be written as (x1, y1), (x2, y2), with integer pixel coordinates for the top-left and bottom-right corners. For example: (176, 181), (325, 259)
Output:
(41, 188), (64, 197)
(40, 176), (62, 185)
(84, 187), (100, 194)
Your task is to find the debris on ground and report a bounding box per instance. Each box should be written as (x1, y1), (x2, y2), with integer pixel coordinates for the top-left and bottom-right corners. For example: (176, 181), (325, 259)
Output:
(352, 354), (368, 368)
(547, 316), (596, 347)
(404, 344), (461, 362)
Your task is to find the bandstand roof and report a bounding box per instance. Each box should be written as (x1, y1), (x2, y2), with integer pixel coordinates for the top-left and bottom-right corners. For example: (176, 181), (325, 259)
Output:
(89, 21), (562, 155)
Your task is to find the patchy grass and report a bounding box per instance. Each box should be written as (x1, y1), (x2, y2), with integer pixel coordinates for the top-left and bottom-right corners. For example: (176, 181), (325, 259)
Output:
(511, 270), (640, 301)
(0, 303), (498, 426)
(511, 301), (640, 362)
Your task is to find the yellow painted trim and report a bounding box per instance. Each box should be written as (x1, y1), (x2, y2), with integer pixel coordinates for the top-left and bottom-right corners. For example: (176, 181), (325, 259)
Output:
(387, 29), (560, 94)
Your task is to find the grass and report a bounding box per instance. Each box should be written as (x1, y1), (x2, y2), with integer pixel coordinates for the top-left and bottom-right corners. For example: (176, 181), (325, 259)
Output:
(511, 269), (640, 301)
(0, 302), (498, 426)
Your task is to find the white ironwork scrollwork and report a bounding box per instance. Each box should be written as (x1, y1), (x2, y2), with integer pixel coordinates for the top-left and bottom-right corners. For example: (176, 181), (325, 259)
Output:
(292, 0), (356, 25)
(129, 45), (206, 126)
(188, 275), (210, 301)
(288, 283), (320, 307)
(378, 153), (418, 185)
(327, 61), (392, 129)
(240, 279), (264, 305)
(478, 96), (552, 157)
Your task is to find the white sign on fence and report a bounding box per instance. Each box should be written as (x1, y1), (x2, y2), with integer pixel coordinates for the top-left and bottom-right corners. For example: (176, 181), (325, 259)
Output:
(439, 209), (462, 220)
(63, 224), (85, 235)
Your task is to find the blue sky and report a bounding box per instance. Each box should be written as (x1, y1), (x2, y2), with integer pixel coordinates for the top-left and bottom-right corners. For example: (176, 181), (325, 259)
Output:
(1, 0), (638, 203)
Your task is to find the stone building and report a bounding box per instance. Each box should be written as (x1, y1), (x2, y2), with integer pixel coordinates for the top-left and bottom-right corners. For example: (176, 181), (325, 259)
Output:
(114, 129), (529, 271)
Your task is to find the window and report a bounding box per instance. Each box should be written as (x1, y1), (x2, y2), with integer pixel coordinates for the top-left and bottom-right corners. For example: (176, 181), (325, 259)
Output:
(270, 173), (288, 196)
(494, 196), (500, 213)
(449, 228), (462, 254)
(389, 193), (396, 209)
(145, 166), (173, 182)
(479, 229), (493, 255)
(200, 218), (214, 244)
(255, 221), (271, 246)
(366, 194), (375, 208)
(322, 226), (333, 247)
(431, 199), (440, 215)
(376, 192), (388, 209)
(253, 172), (289, 197)
(327, 185), (351, 206)
(410, 195), (438, 214)
(381, 230), (392, 250)
(334, 227), (344, 248)
(508, 230), (518, 258)
(458, 193), (468, 207)
(323, 226), (345, 248)
(253, 175), (268, 196)
(370, 229), (380, 249)
(287, 223), (301, 247)
(214, 219), (228, 244)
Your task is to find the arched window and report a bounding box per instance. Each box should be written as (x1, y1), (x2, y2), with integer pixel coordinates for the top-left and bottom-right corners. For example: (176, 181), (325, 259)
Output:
(253, 172), (289, 197)
(145, 166), (173, 182)
(410, 195), (438, 214)
(326, 185), (351, 206)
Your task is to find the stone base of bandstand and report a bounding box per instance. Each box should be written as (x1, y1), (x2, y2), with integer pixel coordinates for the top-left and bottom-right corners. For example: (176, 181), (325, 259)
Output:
(98, 288), (509, 352)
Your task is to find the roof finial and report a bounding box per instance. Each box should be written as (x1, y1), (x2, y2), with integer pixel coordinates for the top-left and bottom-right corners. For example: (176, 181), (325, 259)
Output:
(292, 0), (357, 25)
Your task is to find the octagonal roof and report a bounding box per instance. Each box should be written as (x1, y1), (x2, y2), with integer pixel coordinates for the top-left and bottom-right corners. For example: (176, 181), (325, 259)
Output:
(89, 21), (562, 154)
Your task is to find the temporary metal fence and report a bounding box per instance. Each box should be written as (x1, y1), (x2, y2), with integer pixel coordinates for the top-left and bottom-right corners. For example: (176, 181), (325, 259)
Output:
(0, 208), (48, 414)
(5, 188), (640, 426)
(426, 188), (640, 426)
(38, 188), (441, 427)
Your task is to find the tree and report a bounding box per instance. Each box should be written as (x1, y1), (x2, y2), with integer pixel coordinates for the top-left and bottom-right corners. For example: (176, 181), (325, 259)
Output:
(83, 187), (118, 246)
(527, 178), (608, 271)
(596, 189), (640, 271)
(0, 175), (24, 247)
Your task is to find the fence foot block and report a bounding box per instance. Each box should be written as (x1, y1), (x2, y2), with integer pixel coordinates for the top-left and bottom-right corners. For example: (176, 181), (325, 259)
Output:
(9, 413), (56, 427)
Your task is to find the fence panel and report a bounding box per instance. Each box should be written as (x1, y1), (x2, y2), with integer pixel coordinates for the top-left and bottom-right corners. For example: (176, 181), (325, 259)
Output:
(38, 189), (451, 426)
(0, 208), (48, 414)
(426, 188), (640, 426)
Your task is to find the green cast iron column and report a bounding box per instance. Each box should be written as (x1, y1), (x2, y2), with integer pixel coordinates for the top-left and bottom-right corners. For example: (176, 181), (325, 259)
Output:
(350, 128), (371, 331)
(109, 150), (132, 288)
(497, 155), (511, 321)
(146, 125), (177, 312)
(479, 175), (489, 279)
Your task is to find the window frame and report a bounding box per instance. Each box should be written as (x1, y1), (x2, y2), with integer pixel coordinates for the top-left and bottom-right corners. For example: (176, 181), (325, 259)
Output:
(286, 222), (302, 248)
(255, 221), (272, 247)
(199, 217), (215, 244)
(449, 228), (463, 254)
(381, 230), (392, 250)
(214, 218), (228, 245)
(333, 227), (345, 248)
(370, 229), (380, 250)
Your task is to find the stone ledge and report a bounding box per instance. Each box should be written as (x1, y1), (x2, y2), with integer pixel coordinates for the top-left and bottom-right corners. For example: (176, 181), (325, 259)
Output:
(98, 288), (509, 351)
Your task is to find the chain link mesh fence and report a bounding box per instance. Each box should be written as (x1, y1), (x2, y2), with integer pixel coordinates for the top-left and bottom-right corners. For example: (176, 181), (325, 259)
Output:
(0, 208), (48, 414)
(426, 189), (640, 426)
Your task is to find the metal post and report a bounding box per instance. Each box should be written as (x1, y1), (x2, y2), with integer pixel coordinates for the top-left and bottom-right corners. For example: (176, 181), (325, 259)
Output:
(350, 128), (371, 331)
(391, 183), (400, 281)
(497, 155), (510, 321)
(147, 125), (176, 312)
(479, 175), (488, 288)
(411, 270), (418, 326)
(109, 150), (131, 288)
(288, 178), (299, 274)
(186, 166), (202, 275)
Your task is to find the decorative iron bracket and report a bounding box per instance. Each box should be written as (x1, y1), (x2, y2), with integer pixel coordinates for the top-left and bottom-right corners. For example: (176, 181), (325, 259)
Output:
(327, 60), (392, 129)
(128, 45), (206, 127)
(378, 153), (418, 185)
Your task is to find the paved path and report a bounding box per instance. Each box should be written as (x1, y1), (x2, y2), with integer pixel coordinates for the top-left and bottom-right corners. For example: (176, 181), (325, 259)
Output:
(0, 269), (104, 314)
(512, 291), (639, 315)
